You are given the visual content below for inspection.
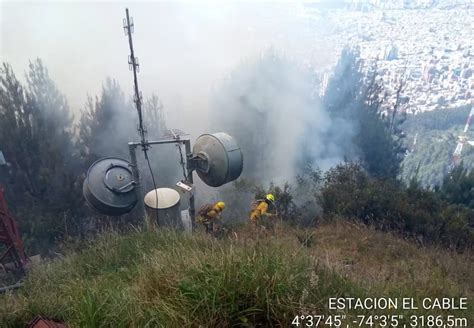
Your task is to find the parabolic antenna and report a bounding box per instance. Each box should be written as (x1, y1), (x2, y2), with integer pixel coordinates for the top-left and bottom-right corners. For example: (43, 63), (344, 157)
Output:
(83, 157), (137, 215)
(192, 132), (243, 187)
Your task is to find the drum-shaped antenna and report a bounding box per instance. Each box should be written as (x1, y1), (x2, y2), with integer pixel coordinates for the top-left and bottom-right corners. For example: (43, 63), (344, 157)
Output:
(144, 188), (182, 229)
(192, 132), (243, 187)
(144, 188), (180, 210)
(83, 157), (137, 215)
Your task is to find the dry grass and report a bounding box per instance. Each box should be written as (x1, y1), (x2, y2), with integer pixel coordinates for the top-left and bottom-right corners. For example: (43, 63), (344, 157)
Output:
(304, 221), (473, 296)
(0, 222), (472, 327)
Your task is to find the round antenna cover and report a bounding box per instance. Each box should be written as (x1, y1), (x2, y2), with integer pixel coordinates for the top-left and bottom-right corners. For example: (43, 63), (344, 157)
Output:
(192, 132), (243, 187)
(83, 157), (137, 215)
(144, 188), (182, 229)
(144, 188), (180, 209)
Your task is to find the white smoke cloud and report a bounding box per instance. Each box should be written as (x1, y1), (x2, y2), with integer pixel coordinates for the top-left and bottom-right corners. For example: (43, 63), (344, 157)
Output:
(1, 1), (346, 190)
(1, 2), (332, 129)
(211, 50), (355, 186)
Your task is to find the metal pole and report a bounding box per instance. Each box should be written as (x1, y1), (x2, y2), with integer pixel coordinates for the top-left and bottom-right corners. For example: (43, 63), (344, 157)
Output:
(130, 138), (194, 229)
(184, 140), (196, 230)
(128, 143), (146, 225)
(124, 8), (146, 146)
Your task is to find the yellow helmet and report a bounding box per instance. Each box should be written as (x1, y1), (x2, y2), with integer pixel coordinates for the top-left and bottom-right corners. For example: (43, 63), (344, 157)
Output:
(266, 194), (275, 202)
(216, 201), (226, 210)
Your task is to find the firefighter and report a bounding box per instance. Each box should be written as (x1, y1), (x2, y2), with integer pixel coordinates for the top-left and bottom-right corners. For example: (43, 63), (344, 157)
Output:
(196, 201), (226, 234)
(250, 194), (276, 231)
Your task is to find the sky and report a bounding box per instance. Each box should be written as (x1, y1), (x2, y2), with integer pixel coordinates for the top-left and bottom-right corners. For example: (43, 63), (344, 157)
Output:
(0, 1), (333, 137)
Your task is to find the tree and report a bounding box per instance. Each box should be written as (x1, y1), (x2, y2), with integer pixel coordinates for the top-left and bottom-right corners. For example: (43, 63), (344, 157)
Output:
(323, 47), (405, 179)
(143, 93), (167, 140)
(77, 78), (136, 165)
(24, 60), (78, 206)
(0, 63), (33, 196)
(323, 48), (363, 115)
(0, 60), (78, 253)
(320, 162), (473, 250)
(441, 164), (474, 209)
(354, 97), (405, 179)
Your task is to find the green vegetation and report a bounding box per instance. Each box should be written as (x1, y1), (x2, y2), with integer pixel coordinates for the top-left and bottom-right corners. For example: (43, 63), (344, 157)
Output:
(2, 50), (469, 256)
(1, 51), (472, 327)
(401, 105), (474, 187)
(403, 105), (472, 131)
(0, 224), (471, 327)
(323, 48), (406, 180)
(441, 164), (474, 209)
(0, 61), (167, 254)
(228, 162), (474, 251)
(0, 61), (79, 253)
(321, 163), (474, 250)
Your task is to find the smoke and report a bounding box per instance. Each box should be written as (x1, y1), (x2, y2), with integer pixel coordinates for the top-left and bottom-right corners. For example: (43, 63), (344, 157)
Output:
(202, 49), (358, 223)
(210, 50), (355, 186)
(1, 2), (333, 133)
(2, 2), (355, 207)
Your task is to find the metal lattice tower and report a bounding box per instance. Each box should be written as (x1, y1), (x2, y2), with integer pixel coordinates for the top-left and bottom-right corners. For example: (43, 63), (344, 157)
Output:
(0, 151), (27, 279)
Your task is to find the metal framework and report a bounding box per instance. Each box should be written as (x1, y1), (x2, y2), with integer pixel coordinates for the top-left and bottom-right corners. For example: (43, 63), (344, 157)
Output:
(0, 186), (27, 277)
(121, 9), (213, 229)
(128, 137), (196, 225)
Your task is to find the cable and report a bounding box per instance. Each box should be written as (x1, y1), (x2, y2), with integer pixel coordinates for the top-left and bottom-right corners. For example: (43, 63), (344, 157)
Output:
(177, 143), (187, 181)
(123, 9), (159, 226)
(143, 148), (159, 224)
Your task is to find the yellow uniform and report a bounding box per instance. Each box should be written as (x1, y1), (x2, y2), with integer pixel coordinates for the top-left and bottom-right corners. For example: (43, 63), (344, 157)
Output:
(197, 202), (225, 234)
(250, 194), (276, 233)
(204, 207), (221, 220)
(250, 201), (270, 221)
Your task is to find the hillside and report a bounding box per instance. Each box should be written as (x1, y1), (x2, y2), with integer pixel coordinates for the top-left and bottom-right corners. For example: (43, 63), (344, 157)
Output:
(1, 222), (472, 327)
(401, 105), (474, 187)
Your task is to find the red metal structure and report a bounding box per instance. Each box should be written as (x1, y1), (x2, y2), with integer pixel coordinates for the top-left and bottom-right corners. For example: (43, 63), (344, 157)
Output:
(28, 316), (67, 328)
(0, 185), (28, 276)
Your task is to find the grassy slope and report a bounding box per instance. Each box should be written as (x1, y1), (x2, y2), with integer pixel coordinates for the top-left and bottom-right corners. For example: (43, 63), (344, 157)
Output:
(0, 222), (472, 327)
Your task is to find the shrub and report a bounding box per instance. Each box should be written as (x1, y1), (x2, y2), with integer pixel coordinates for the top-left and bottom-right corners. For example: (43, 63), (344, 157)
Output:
(320, 163), (473, 250)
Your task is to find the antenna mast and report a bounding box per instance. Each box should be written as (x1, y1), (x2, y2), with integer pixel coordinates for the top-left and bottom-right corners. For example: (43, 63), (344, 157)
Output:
(123, 8), (159, 228)
(123, 8), (147, 150)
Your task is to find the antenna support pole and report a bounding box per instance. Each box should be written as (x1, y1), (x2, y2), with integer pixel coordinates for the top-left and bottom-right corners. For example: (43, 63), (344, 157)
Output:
(123, 9), (196, 229)
(128, 142), (146, 225)
(124, 8), (147, 149)
(128, 138), (196, 227)
(184, 140), (196, 227)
